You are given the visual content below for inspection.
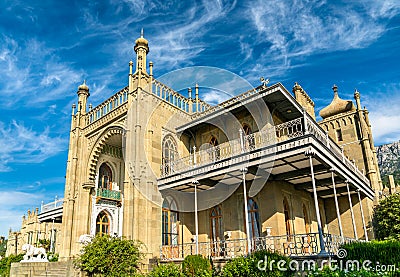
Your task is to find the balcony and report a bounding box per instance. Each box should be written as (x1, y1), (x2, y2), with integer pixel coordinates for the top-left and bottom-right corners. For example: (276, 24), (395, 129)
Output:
(160, 233), (361, 261)
(96, 188), (121, 201)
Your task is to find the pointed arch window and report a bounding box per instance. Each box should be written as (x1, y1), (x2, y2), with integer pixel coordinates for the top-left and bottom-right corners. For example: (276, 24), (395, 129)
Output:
(96, 211), (110, 235)
(162, 197), (178, 246)
(208, 136), (220, 161)
(242, 123), (255, 150)
(98, 163), (112, 190)
(247, 199), (261, 240)
(162, 135), (177, 175)
(283, 197), (291, 237)
(210, 206), (223, 256)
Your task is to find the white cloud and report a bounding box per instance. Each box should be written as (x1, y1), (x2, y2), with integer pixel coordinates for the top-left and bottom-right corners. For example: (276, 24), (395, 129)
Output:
(0, 191), (45, 237)
(0, 36), (83, 108)
(0, 121), (66, 172)
(247, 0), (400, 78)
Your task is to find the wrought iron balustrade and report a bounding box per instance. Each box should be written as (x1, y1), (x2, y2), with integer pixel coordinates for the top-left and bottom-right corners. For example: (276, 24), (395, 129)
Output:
(160, 233), (358, 261)
(96, 188), (121, 201)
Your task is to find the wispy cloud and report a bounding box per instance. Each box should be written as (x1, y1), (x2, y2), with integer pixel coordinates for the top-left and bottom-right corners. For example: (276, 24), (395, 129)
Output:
(0, 35), (83, 108)
(0, 191), (45, 236)
(246, 0), (400, 78)
(0, 121), (66, 172)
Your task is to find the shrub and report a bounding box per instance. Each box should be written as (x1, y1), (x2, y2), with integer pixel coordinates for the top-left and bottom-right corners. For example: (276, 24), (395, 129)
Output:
(308, 266), (382, 276)
(0, 254), (24, 277)
(221, 250), (294, 277)
(373, 193), (400, 240)
(47, 252), (59, 262)
(181, 255), (212, 277)
(75, 234), (143, 276)
(148, 263), (183, 277)
(340, 240), (400, 273)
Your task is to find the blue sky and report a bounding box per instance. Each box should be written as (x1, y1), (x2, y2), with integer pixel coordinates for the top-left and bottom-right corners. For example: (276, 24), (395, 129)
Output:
(0, 0), (400, 237)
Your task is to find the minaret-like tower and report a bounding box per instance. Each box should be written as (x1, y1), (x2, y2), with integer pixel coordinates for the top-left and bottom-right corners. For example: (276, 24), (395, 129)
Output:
(134, 29), (149, 74)
(77, 80), (89, 115)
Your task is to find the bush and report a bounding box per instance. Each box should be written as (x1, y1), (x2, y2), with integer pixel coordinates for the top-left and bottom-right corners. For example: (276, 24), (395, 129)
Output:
(340, 240), (400, 273)
(308, 266), (383, 276)
(148, 263), (183, 277)
(0, 254), (24, 277)
(181, 255), (212, 277)
(221, 250), (294, 277)
(47, 252), (59, 262)
(373, 193), (400, 240)
(75, 234), (143, 276)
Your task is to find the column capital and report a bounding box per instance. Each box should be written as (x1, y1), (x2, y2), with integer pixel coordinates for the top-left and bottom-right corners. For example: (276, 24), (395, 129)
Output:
(329, 167), (337, 173)
(191, 180), (199, 185)
(240, 167), (248, 173)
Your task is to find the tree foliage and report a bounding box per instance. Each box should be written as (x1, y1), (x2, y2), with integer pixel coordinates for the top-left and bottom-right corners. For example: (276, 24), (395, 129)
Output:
(75, 235), (143, 276)
(0, 254), (24, 277)
(373, 193), (400, 240)
(148, 263), (183, 277)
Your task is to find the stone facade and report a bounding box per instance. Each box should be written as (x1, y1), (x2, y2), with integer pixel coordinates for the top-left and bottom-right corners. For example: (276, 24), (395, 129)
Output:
(57, 34), (381, 265)
(6, 208), (62, 257)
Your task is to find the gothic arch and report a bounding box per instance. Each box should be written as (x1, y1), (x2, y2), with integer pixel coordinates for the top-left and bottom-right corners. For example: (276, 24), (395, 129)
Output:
(87, 126), (124, 182)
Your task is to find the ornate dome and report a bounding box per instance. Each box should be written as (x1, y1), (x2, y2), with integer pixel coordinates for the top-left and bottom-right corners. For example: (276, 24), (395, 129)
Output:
(134, 29), (149, 53)
(319, 85), (355, 119)
(78, 80), (89, 92)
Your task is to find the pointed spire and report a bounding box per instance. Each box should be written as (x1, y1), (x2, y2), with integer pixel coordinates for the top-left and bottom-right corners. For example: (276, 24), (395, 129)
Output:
(332, 84), (338, 98)
(141, 28), (144, 38)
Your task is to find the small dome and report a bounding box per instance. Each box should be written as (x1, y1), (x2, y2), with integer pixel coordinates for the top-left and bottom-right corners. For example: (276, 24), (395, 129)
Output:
(319, 85), (355, 119)
(135, 36), (148, 46)
(78, 80), (89, 91)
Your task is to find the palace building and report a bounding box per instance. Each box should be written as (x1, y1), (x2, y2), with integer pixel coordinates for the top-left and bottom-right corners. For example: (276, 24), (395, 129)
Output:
(28, 33), (382, 266)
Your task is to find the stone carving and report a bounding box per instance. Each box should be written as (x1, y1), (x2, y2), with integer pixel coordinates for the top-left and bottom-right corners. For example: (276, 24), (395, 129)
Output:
(21, 244), (48, 262)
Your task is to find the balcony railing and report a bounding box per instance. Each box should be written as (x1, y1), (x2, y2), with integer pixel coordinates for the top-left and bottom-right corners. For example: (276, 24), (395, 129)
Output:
(40, 198), (64, 213)
(160, 115), (369, 185)
(160, 233), (362, 261)
(96, 188), (121, 201)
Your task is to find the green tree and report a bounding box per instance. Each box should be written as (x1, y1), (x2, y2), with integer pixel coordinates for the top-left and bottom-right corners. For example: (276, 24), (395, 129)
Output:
(75, 235), (144, 277)
(373, 193), (400, 240)
(181, 255), (212, 277)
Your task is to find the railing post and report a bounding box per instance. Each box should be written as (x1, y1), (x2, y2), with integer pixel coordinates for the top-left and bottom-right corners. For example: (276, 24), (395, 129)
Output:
(303, 108), (309, 135)
(193, 146), (197, 166)
(239, 128), (245, 153)
(357, 189), (369, 241)
(330, 169), (344, 242)
(192, 180), (199, 255)
(306, 150), (327, 255)
(241, 167), (251, 255)
(346, 181), (358, 239)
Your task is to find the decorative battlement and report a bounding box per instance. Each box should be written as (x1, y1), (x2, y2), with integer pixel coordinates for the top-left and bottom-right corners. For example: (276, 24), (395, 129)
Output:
(151, 79), (212, 113)
(85, 87), (129, 126)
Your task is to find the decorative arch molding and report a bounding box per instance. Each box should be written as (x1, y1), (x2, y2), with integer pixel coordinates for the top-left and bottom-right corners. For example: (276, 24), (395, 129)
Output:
(87, 126), (124, 182)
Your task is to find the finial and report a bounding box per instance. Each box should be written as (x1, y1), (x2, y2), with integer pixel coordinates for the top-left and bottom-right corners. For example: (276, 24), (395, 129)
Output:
(260, 77), (270, 87)
(332, 84), (338, 96)
(141, 28), (144, 38)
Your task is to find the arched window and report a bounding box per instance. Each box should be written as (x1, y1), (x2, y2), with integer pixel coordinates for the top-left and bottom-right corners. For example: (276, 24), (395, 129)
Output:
(209, 136), (218, 146)
(98, 163), (112, 190)
(242, 123), (255, 150)
(248, 199), (261, 240)
(210, 206), (223, 256)
(283, 197), (291, 237)
(209, 136), (220, 161)
(162, 136), (177, 175)
(210, 206), (223, 242)
(96, 211), (110, 235)
(162, 198), (178, 246)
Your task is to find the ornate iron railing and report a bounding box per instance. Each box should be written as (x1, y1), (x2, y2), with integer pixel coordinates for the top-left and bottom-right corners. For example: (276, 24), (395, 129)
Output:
(160, 118), (302, 177)
(160, 115), (370, 186)
(160, 233), (359, 261)
(96, 188), (121, 201)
